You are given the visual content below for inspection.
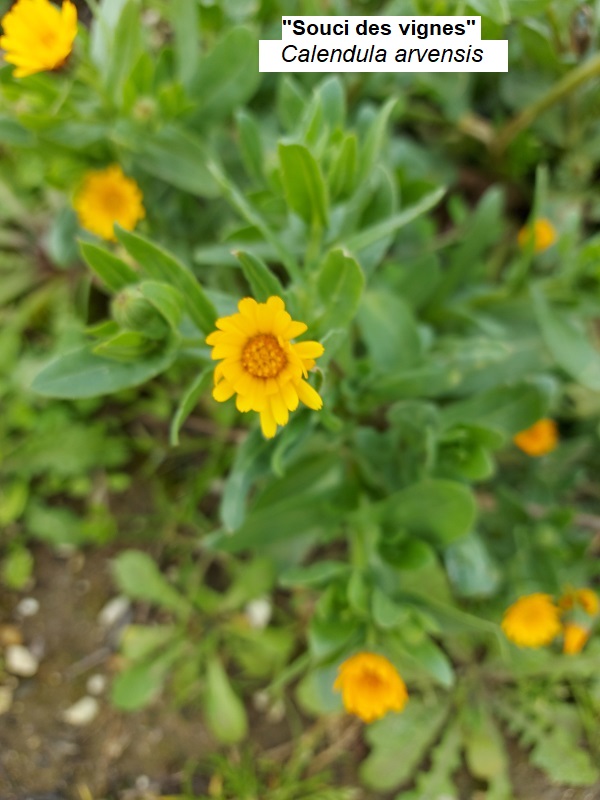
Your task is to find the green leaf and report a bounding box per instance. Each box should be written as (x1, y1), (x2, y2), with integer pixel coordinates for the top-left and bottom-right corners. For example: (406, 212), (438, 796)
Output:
(236, 110), (264, 183)
(171, 0), (199, 88)
(358, 291), (421, 371)
(467, 0), (510, 25)
(400, 720), (462, 800)
(462, 703), (509, 781)
(0, 481), (28, 526)
(187, 27), (260, 122)
(116, 227), (217, 334)
(112, 550), (190, 617)
(31, 342), (176, 398)
(359, 97), (397, 181)
(280, 560), (350, 589)
(441, 383), (550, 435)
(371, 589), (410, 630)
(235, 250), (284, 302)
(382, 479), (476, 544)
(80, 241), (139, 292)
(2, 546), (33, 590)
(314, 249), (364, 338)
(399, 634), (454, 687)
(111, 649), (177, 710)
(328, 132), (358, 201)
(120, 624), (177, 661)
(202, 657), (248, 744)
(219, 429), (273, 533)
(170, 367), (213, 446)
(279, 143), (329, 228)
(90, 0), (129, 69)
(106, 0), (142, 105)
(296, 663), (344, 716)
(445, 532), (500, 599)
(0, 116), (35, 146)
(308, 616), (359, 661)
(342, 187), (445, 253)
(361, 699), (449, 791)
(533, 288), (600, 391)
(130, 125), (220, 198)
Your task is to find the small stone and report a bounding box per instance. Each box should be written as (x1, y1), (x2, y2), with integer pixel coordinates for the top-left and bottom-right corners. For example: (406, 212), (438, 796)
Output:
(5, 645), (39, 677)
(98, 596), (130, 628)
(0, 687), (13, 715)
(86, 673), (107, 696)
(245, 597), (272, 629)
(16, 597), (39, 617)
(61, 696), (99, 726)
(0, 624), (23, 647)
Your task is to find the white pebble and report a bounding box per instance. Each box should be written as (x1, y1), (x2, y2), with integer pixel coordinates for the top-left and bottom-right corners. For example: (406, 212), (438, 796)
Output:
(16, 597), (40, 617)
(97, 596), (130, 628)
(0, 687), (12, 715)
(86, 673), (107, 696)
(61, 696), (99, 726)
(5, 645), (39, 677)
(245, 597), (272, 629)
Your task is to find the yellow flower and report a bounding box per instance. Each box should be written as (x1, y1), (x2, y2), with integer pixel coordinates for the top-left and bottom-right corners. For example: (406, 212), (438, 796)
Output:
(559, 587), (599, 616)
(0, 0), (77, 79)
(563, 622), (590, 655)
(517, 218), (557, 253)
(513, 418), (558, 457)
(501, 593), (562, 648)
(575, 588), (599, 616)
(74, 165), (145, 241)
(334, 652), (408, 724)
(206, 296), (324, 439)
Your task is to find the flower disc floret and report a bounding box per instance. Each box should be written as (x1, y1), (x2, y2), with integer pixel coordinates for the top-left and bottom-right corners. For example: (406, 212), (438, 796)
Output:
(0, 0), (78, 78)
(74, 165), (145, 241)
(334, 652), (408, 724)
(206, 296), (324, 439)
(501, 593), (561, 648)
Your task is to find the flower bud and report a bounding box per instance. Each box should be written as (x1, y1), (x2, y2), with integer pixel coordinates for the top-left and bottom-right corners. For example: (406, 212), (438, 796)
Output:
(112, 286), (170, 340)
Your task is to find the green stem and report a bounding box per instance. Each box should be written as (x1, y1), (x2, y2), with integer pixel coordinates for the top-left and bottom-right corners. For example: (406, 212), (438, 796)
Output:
(493, 53), (600, 154)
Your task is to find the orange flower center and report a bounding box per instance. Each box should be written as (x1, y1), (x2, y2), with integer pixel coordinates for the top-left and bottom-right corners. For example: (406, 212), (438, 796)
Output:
(360, 670), (384, 693)
(101, 187), (127, 215)
(242, 334), (287, 378)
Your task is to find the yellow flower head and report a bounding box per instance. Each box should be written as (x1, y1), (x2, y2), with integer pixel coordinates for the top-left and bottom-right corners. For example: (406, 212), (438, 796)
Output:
(206, 296), (324, 439)
(501, 593), (562, 648)
(513, 418), (558, 457)
(0, 0), (77, 79)
(517, 218), (557, 253)
(563, 622), (590, 655)
(74, 165), (145, 241)
(334, 652), (408, 724)
(559, 587), (599, 616)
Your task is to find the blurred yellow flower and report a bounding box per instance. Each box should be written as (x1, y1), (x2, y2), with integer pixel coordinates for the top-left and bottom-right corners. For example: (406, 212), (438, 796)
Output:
(501, 593), (561, 648)
(74, 165), (145, 241)
(513, 418), (558, 457)
(517, 218), (557, 253)
(206, 296), (324, 439)
(559, 587), (599, 616)
(334, 652), (408, 723)
(562, 622), (590, 655)
(0, 0), (77, 79)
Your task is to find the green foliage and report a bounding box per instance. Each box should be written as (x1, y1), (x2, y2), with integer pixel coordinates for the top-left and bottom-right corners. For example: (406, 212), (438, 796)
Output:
(2, 0), (600, 794)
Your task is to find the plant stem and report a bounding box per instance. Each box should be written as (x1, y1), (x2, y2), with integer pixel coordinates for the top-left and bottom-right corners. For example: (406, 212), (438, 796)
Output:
(493, 53), (600, 154)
